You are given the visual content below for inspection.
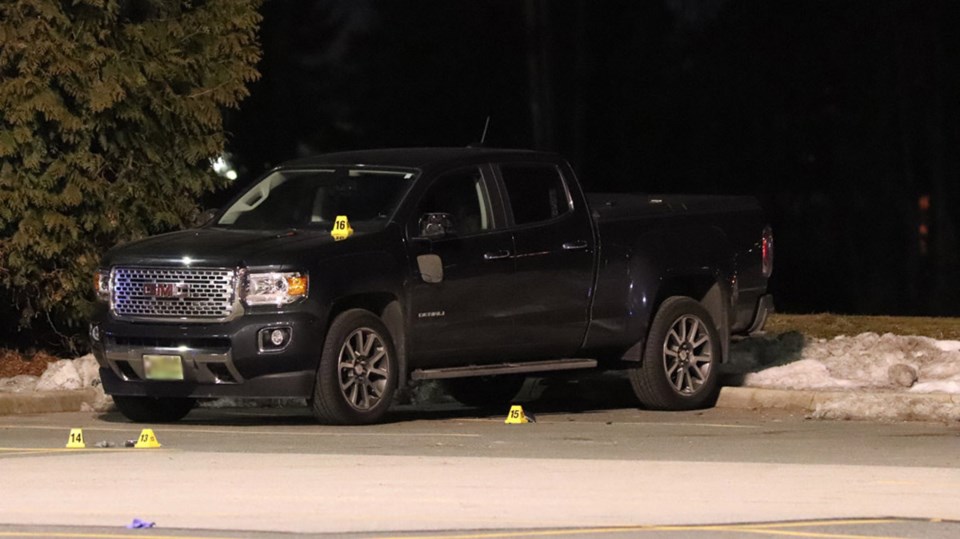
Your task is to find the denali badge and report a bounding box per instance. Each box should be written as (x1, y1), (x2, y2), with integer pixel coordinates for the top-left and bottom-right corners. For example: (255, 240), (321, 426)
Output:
(417, 311), (446, 319)
(143, 283), (189, 298)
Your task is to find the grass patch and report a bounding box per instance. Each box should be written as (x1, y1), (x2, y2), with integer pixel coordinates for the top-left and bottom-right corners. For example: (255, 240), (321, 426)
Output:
(765, 313), (960, 340)
(0, 349), (61, 378)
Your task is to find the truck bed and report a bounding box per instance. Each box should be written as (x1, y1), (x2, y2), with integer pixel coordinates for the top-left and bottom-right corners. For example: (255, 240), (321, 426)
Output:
(587, 193), (761, 222)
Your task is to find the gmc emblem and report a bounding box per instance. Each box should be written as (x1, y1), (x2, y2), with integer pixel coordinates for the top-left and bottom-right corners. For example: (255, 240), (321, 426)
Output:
(143, 283), (188, 298)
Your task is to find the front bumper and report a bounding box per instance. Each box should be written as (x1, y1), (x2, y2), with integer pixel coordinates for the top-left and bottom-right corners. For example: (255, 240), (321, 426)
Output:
(90, 309), (325, 399)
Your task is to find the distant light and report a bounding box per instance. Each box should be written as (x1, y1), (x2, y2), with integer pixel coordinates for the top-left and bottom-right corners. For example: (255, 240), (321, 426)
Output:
(181, 256), (193, 266)
(212, 156), (228, 174)
(211, 154), (238, 180)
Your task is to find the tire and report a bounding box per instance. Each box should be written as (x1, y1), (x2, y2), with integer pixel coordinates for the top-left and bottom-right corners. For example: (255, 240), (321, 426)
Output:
(629, 297), (721, 410)
(113, 396), (195, 423)
(442, 375), (526, 408)
(311, 309), (398, 425)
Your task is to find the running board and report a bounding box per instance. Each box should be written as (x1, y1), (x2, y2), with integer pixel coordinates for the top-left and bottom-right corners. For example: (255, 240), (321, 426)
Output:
(411, 358), (598, 381)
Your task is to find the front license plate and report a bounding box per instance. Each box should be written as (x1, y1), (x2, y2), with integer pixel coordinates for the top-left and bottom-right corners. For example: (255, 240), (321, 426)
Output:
(143, 355), (184, 381)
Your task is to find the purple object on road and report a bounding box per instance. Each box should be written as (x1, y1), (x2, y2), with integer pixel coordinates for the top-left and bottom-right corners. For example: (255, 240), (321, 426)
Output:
(126, 518), (156, 529)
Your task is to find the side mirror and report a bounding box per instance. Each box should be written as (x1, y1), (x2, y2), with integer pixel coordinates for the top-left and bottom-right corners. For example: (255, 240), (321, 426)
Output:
(192, 208), (219, 228)
(419, 212), (457, 239)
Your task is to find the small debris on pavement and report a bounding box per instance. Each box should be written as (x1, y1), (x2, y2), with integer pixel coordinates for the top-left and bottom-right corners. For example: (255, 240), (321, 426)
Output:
(126, 518), (155, 529)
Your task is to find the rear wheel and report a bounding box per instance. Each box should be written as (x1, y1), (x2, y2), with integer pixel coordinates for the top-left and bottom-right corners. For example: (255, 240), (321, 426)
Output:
(442, 375), (526, 408)
(311, 309), (398, 425)
(629, 297), (721, 410)
(113, 396), (195, 423)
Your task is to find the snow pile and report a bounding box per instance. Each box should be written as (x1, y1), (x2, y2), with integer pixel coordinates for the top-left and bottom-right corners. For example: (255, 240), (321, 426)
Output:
(727, 332), (960, 394)
(0, 375), (40, 393)
(725, 332), (960, 421)
(35, 359), (83, 391)
(29, 355), (113, 411)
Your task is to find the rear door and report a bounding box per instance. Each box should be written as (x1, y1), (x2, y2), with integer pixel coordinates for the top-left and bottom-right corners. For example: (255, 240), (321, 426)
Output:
(493, 162), (596, 358)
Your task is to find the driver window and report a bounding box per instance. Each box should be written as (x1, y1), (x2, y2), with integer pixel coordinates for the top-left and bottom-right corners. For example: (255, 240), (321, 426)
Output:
(414, 167), (493, 236)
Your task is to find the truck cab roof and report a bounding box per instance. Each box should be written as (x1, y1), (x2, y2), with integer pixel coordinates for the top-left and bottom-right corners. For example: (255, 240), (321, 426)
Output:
(279, 147), (559, 171)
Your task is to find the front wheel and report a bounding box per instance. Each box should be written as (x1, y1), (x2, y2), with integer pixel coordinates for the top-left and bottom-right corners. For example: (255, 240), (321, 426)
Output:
(311, 309), (398, 425)
(629, 297), (721, 410)
(113, 396), (195, 423)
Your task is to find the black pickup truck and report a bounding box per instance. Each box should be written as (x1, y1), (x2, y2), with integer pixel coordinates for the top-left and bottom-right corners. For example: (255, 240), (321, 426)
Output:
(90, 148), (773, 424)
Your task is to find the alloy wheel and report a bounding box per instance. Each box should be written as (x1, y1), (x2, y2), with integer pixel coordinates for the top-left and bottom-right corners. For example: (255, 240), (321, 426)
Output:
(337, 327), (390, 411)
(662, 314), (713, 395)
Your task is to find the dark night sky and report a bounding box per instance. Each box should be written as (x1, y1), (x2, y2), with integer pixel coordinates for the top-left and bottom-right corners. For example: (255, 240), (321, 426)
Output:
(222, 0), (960, 317)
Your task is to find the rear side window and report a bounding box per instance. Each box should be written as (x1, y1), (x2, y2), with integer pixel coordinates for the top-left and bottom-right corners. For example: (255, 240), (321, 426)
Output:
(500, 165), (571, 226)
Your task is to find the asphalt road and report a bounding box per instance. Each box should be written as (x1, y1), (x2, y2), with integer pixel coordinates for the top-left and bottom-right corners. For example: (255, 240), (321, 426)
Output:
(1, 397), (959, 538)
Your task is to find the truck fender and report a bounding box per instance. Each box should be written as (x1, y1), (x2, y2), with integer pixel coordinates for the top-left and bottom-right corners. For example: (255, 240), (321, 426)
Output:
(380, 301), (408, 390)
(623, 282), (731, 365)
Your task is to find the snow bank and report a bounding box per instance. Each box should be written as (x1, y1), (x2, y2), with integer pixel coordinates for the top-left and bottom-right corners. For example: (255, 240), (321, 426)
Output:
(0, 374), (40, 393)
(35, 359), (83, 391)
(27, 355), (113, 411)
(728, 332), (960, 395)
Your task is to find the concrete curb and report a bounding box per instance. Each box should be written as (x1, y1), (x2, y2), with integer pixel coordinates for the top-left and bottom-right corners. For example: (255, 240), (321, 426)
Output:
(0, 389), (100, 416)
(717, 386), (960, 421)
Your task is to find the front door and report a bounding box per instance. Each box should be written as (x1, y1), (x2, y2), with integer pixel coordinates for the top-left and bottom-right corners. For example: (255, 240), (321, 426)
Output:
(405, 165), (517, 367)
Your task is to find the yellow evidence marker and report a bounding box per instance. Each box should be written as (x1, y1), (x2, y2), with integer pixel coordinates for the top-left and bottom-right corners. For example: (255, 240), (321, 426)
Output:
(330, 215), (354, 241)
(504, 405), (531, 424)
(134, 428), (162, 449)
(66, 428), (85, 448)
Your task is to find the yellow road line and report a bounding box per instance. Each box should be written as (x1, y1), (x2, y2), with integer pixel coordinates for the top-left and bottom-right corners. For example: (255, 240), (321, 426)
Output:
(743, 520), (902, 529)
(0, 448), (148, 457)
(0, 519), (924, 539)
(374, 527), (707, 539)
(373, 519), (911, 539)
(0, 424), (480, 438)
(0, 533), (237, 539)
(720, 528), (906, 539)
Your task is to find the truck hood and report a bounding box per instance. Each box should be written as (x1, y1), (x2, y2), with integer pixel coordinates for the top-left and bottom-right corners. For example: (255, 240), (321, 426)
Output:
(101, 227), (364, 269)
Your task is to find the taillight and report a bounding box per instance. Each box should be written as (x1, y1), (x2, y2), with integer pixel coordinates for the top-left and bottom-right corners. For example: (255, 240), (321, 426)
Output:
(761, 226), (774, 278)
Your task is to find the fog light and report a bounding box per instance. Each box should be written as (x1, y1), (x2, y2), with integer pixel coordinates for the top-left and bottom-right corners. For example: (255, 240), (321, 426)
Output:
(258, 327), (291, 352)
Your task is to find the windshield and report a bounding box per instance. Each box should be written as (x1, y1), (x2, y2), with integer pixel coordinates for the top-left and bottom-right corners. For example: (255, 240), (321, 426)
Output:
(216, 167), (416, 231)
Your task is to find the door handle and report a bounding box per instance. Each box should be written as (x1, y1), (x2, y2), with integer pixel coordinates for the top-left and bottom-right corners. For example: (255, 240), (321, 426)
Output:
(562, 240), (588, 251)
(483, 250), (511, 261)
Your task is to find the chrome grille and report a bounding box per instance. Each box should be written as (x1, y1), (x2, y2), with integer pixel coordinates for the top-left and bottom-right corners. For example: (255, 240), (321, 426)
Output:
(112, 267), (237, 321)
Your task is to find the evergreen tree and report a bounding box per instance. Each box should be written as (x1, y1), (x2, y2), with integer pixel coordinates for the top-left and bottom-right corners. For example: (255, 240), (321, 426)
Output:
(0, 0), (261, 348)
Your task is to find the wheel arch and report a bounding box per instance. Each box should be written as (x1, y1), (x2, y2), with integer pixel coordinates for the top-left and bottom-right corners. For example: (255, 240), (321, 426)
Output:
(327, 293), (408, 390)
(645, 274), (731, 364)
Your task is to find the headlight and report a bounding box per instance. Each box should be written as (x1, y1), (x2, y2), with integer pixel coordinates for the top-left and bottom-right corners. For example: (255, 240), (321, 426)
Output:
(241, 272), (308, 306)
(94, 269), (111, 301)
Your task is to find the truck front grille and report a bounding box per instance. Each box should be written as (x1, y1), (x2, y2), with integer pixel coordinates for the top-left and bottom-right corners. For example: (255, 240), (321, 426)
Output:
(112, 267), (238, 321)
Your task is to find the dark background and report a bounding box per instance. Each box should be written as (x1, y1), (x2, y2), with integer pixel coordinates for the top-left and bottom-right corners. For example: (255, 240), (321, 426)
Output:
(220, 0), (960, 317)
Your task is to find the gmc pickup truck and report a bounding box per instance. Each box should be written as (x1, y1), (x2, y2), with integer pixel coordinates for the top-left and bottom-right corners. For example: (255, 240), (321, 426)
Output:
(90, 148), (773, 424)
